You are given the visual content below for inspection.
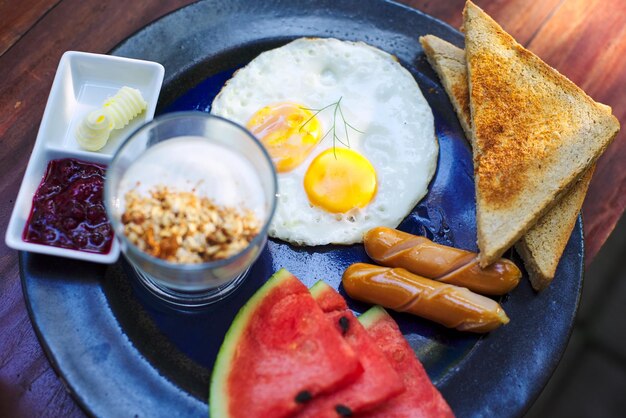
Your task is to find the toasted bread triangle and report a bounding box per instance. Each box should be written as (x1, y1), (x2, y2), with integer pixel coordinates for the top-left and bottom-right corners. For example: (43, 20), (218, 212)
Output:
(419, 34), (595, 290)
(463, 1), (619, 267)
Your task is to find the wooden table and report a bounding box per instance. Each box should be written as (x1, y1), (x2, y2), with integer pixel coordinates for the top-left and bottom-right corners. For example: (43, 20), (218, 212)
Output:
(1, 0), (624, 415)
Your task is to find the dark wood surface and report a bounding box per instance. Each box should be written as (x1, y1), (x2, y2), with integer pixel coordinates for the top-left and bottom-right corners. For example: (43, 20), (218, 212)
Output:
(1, 1), (624, 416)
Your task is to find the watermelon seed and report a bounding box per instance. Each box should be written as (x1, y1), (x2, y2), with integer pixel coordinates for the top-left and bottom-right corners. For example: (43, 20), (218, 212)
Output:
(295, 390), (313, 404)
(335, 404), (353, 416)
(338, 316), (350, 335)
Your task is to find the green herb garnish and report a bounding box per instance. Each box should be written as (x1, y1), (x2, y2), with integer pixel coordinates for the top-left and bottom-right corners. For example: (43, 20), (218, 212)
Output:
(300, 97), (363, 157)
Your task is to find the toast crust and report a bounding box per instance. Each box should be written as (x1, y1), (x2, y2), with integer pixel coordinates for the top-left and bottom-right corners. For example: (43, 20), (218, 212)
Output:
(420, 35), (472, 140)
(463, 1), (619, 266)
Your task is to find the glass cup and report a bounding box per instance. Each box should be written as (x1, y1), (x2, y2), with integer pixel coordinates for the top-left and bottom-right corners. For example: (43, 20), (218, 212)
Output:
(105, 112), (277, 308)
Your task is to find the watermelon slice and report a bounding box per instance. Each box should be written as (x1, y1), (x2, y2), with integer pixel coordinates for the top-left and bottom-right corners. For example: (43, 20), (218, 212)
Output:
(210, 269), (363, 418)
(310, 280), (348, 313)
(358, 306), (455, 417)
(294, 281), (404, 418)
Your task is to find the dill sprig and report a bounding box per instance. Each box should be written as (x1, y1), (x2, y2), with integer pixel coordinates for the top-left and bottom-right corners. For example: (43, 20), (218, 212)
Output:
(300, 97), (363, 157)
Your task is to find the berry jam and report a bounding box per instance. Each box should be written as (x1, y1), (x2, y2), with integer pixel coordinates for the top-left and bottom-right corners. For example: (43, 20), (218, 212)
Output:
(23, 158), (113, 254)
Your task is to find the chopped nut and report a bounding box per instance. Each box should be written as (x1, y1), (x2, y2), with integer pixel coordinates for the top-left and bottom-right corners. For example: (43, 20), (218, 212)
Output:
(121, 185), (261, 263)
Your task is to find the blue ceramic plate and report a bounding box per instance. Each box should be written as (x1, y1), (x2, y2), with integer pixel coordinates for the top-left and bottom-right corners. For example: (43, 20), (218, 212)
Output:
(21, 1), (583, 417)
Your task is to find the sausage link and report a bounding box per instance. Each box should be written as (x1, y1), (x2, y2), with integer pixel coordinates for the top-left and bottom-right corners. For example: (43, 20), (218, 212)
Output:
(342, 263), (509, 333)
(364, 227), (521, 295)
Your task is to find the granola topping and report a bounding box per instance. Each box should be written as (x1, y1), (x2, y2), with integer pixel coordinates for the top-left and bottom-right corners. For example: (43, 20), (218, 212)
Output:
(121, 185), (261, 263)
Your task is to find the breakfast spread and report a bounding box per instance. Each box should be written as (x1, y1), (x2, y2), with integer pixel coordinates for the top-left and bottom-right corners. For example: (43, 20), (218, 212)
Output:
(9, 0), (623, 415)
(205, 1), (616, 409)
(343, 263), (509, 333)
(76, 86), (147, 151)
(121, 185), (260, 263)
(210, 270), (453, 417)
(22, 158), (113, 253)
(211, 38), (438, 246)
(364, 226), (521, 295)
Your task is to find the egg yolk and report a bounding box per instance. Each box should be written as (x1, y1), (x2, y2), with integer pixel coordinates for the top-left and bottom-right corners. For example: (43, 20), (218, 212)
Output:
(304, 148), (377, 213)
(246, 102), (322, 172)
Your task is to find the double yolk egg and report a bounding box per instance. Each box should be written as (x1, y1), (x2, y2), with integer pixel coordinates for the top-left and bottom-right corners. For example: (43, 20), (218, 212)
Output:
(246, 102), (377, 214)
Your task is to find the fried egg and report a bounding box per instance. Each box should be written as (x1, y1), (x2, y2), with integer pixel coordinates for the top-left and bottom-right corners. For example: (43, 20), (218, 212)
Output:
(211, 38), (437, 245)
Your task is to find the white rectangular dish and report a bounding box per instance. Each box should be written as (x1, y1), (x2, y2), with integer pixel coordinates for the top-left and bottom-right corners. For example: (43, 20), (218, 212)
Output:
(5, 51), (165, 264)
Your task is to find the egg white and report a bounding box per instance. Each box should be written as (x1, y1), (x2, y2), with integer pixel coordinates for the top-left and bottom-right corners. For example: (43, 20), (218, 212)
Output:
(211, 38), (437, 246)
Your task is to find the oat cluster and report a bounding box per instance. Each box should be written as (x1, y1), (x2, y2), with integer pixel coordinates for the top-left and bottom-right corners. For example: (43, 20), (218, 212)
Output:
(121, 186), (261, 264)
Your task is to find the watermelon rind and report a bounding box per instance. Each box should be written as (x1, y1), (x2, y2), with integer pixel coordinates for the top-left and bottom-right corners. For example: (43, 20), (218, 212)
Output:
(209, 268), (293, 418)
(308, 280), (328, 299)
(357, 305), (389, 329)
(309, 280), (349, 313)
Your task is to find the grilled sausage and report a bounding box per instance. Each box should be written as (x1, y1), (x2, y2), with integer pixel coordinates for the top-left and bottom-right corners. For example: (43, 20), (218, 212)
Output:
(364, 227), (521, 295)
(342, 263), (509, 333)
